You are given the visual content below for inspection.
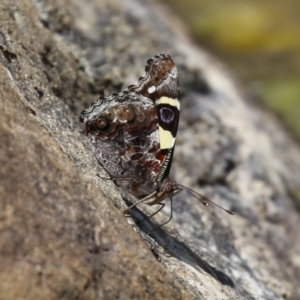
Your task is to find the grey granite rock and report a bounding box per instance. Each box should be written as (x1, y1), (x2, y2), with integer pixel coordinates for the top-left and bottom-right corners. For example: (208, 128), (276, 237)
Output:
(0, 0), (299, 299)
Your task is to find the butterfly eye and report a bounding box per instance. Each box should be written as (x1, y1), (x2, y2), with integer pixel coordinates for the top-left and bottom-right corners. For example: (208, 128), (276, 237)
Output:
(166, 185), (172, 192)
(96, 117), (107, 129)
(163, 182), (173, 193)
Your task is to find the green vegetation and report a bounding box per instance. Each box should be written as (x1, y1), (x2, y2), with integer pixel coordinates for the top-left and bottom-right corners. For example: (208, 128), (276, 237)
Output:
(161, 0), (300, 140)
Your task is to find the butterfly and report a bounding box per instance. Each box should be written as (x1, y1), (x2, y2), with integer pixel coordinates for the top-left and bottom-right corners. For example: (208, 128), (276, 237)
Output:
(80, 54), (233, 227)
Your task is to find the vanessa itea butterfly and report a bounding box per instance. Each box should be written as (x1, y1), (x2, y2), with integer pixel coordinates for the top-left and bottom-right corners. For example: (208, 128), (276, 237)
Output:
(80, 54), (233, 225)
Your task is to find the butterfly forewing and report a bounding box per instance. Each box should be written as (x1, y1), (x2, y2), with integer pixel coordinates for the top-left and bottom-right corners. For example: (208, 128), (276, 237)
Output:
(128, 54), (180, 182)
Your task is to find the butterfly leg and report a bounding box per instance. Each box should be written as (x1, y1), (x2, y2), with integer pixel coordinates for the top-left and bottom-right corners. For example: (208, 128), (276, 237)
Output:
(123, 190), (158, 214)
(138, 203), (165, 224)
(146, 197), (173, 234)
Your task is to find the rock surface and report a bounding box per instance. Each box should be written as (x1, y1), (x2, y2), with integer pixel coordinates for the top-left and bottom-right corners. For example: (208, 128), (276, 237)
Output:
(0, 0), (299, 299)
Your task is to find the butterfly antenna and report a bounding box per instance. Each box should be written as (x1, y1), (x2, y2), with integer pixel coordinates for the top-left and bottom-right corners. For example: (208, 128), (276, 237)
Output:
(176, 184), (234, 215)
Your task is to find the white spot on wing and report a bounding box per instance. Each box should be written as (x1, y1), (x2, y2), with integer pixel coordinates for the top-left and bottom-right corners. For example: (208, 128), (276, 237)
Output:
(169, 67), (178, 79)
(148, 86), (156, 94)
(169, 72), (177, 79)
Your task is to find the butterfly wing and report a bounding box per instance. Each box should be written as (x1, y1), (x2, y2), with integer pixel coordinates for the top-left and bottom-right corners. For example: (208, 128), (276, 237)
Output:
(80, 54), (181, 202)
(127, 54), (180, 183)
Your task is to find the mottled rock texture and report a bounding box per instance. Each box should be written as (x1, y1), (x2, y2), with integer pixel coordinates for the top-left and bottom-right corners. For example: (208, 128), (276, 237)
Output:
(0, 0), (299, 299)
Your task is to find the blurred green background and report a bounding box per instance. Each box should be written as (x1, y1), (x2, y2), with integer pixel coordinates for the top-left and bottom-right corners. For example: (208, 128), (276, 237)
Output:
(161, 0), (300, 140)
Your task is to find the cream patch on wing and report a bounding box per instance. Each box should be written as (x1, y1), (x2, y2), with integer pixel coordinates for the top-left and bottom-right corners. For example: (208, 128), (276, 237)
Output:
(155, 96), (180, 110)
(159, 126), (175, 150)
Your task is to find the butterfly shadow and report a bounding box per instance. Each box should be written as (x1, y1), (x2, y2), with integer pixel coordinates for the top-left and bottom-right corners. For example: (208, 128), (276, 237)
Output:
(126, 202), (235, 288)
